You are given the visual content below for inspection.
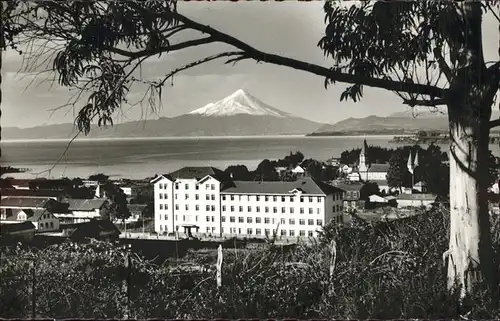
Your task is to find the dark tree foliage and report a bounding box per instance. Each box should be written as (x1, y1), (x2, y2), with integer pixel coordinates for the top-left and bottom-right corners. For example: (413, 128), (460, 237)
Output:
(88, 173), (109, 184)
(224, 165), (253, 181)
(339, 146), (394, 165)
(301, 159), (324, 181)
(101, 182), (131, 222)
(253, 159), (279, 181)
(360, 182), (380, 201)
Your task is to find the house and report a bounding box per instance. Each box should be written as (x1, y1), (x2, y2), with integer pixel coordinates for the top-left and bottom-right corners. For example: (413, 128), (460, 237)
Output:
(396, 193), (437, 208)
(152, 166), (344, 238)
(127, 204), (147, 221)
(347, 172), (361, 182)
(291, 165), (306, 176)
(0, 221), (36, 242)
(336, 183), (363, 212)
(55, 199), (108, 224)
(413, 181), (429, 193)
(3, 209), (60, 232)
(61, 219), (121, 242)
(339, 164), (354, 175)
(0, 197), (58, 219)
(368, 194), (388, 204)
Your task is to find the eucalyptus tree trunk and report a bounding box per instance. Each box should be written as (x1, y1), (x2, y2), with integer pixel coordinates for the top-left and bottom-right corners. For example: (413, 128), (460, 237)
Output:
(445, 2), (497, 303)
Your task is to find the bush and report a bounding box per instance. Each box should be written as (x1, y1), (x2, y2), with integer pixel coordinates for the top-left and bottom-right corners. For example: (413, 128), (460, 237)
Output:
(1, 209), (499, 319)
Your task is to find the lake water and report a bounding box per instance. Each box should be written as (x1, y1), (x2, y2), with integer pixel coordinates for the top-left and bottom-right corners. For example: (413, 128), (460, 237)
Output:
(1, 135), (499, 180)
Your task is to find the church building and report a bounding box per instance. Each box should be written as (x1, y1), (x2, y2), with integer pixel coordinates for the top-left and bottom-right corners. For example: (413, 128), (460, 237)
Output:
(355, 139), (391, 192)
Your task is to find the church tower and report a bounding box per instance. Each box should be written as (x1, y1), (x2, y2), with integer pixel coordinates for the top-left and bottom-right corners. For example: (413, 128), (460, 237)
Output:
(358, 139), (369, 179)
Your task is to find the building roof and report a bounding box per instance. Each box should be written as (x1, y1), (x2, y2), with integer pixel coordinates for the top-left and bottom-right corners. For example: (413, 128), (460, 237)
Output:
(397, 193), (437, 201)
(62, 219), (121, 240)
(367, 164), (390, 172)
(369, 194), (388, 202)
(5, 209), (53, 222)
(335, 183), (363, 192)
(0, 197), (53, 208)
(167, 166), (229, 182)
(221, 178), (343, 196)
(127, 204), (147, 212)
(65, 199), (107, 211)
(0, 221), (36, 234)
(0, 189), (62, 198)
(369, 179), (389, 186)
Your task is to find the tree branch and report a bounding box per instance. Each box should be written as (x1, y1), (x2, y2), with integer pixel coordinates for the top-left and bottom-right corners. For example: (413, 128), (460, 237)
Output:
(490, 119), (500, 129)
(105, 36), (215, 59)
(156, 51), (247, 87)
(128, 2), (447, 99)
(403, 97), (447, 107)
(433, 47), (452, 81)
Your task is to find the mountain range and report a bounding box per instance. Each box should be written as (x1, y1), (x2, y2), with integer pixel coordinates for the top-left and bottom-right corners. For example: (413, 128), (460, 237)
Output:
(4, 90), (500, 140)
(2, 90), (323, 140)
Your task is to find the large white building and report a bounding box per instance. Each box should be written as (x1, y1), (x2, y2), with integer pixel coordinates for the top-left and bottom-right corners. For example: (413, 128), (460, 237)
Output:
(151, 167), (345, 238)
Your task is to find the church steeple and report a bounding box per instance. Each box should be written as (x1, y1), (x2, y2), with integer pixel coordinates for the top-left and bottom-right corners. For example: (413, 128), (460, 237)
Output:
(358, 139), (369, 178)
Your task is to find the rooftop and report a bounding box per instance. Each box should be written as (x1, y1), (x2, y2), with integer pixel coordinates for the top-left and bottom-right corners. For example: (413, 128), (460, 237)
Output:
(0, 221), (36, 234)
(367, 164), (390, 172)
(397, 193), (437, 201)
(65, 199), (107, 211)
(168, 166), (229, 181)
(0, 197), (53, 208)
(221, 178), (343, 196)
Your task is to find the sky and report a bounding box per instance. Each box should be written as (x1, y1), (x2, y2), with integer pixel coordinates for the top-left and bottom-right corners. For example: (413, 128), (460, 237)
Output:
(1, 1), (499, 128)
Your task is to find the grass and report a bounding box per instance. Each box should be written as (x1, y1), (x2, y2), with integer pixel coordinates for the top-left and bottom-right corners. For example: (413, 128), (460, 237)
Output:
(0, 207), (499, 319)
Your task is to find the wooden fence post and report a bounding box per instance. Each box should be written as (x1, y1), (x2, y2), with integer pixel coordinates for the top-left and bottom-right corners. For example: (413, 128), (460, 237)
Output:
(216, 244), (223, 288)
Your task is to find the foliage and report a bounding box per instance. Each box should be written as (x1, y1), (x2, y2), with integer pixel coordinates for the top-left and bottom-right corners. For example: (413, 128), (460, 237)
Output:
(301, 158), (324, 180)
(101, 182), (131, 222)
(360, 182), (380, 201)
(88, 174), (110, 184)
(224, 165), (253, 181)
(253, 159), (279, 182)
(1, 208), (499, 319)
(339, 146), (394, 165)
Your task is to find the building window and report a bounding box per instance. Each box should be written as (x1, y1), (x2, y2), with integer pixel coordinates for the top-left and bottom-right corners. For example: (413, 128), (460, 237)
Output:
(265, 207), (269, 213)
(239, 195), (242, 201)
(196, 205), (200, 211)
(230, 216), (235, 223)
(247, 228), (253, 235)
(317, 208), (320, 214)
(222, 195), (226, 201)
(308, 219), (314, 225)
(309, 197), (313, 202)
(231, 206), (235, 212)
(195, 194), (199, 200)
(160, 204), (164, 210)
(281, 230), (286, 236)
(239, 206), (243, 212)
(159, 183), (163, 189)
(222, 227), (225, 234)
(175, 194), (178, 200)
(175, 184), (179, 190)
(50, 222), (54, 228)
(256, 206), (260, 212)
(222, 205), (226, 211)
(317, 219), (323, 226)
(211, 194), (215, 201)
(212, 216), (215, 222)
(273, 196), (277, 202)
(160, 194), (163, 199)
(164, 193), (168, 199)
(160, 225), (163, 231)
(185, 194), (189, 200)
(247, 217), (253, 223)
(265, 196), (269, 202)
(206, 205), (210, 211)
(185, 184), (189, 190)
(309, 208), (313, 214)
(182, 215), (186, 221)
(299, 219), (305, 225)
(211, 205), (215, 211)
(164, 214), (168, 220)
(300, 197), (304, 203)
(205, 184), (210, 190)
(256, 228), (262, 235)
(265, 229), (270, 236)
(206, 194), (210, 201)
(289, 218), (295, 225)
(195, 185), (199, 190)
(318, 196), (322, 202)
(256, 196), (260, 201)
(256, 217), (261, 223)
(248, 206), (252, 212)
(195, 215), (198, 221)
(281, 196), (286, 202)
(281, 207), (286, 213)
(206, 216), (210, 222)
(289, 230), (295, 237)
(273, 207), (277, 213)
(290, 208), (294, 214)
(231, 195), (235, 201)
(175, 204), (179, 210)
(185, 205), (189, 210)
(299, 230), (306, 236)
(280, 218), (286, 224)
(264, 217), (270, 224)
(207, 227), (211, 233)
(211, 184), (215, 190)
(238, 217), (244, 223)
(247, 195), (251, 201)
(300, 208), (304, 214)
(290, 197), (294, 202)
(222, 216), (226, 222)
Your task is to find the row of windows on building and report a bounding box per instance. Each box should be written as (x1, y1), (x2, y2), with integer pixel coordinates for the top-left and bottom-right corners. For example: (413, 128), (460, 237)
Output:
(158, 192), (343, 203)
(158, 183), (217, 191)
(39, 221), (55, 229)
(157, 213), (325, 226)
(157, 224), (318, 237)
(158, 203), (343, 213)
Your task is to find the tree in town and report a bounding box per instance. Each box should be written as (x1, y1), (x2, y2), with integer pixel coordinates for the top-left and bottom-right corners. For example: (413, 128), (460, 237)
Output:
(301, 158), (324, 181)
(101, 182), (131, 222)
(5, 0), (500, 306)
(359, 182), (380, 201)
(88, 174), (110, 184)
(386, 149), (410, 193)
(224, 165), (252, 181)
(253, 159), (278, 181)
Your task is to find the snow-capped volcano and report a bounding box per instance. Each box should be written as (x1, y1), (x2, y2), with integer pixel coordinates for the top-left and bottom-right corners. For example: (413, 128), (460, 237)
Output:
(189, 89), (292, 118)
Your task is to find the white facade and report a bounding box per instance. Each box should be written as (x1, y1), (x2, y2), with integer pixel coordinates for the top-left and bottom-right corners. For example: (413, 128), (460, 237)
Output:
(152, 169), (344, 239)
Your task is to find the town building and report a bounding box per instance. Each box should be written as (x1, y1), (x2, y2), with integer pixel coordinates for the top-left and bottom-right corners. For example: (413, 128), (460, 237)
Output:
(355, 139), (391, 192)
(2, 209), (60, 232)
(396, 193), (437, 209)
(335, 182), (363, 212)
(54, 199), (108, 224)
(152, 166), (345, 238)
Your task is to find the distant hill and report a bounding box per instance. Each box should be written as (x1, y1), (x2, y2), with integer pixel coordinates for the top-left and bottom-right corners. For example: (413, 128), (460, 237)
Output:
(310, 111), (500, 136)
(3, 90), (324, 140)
